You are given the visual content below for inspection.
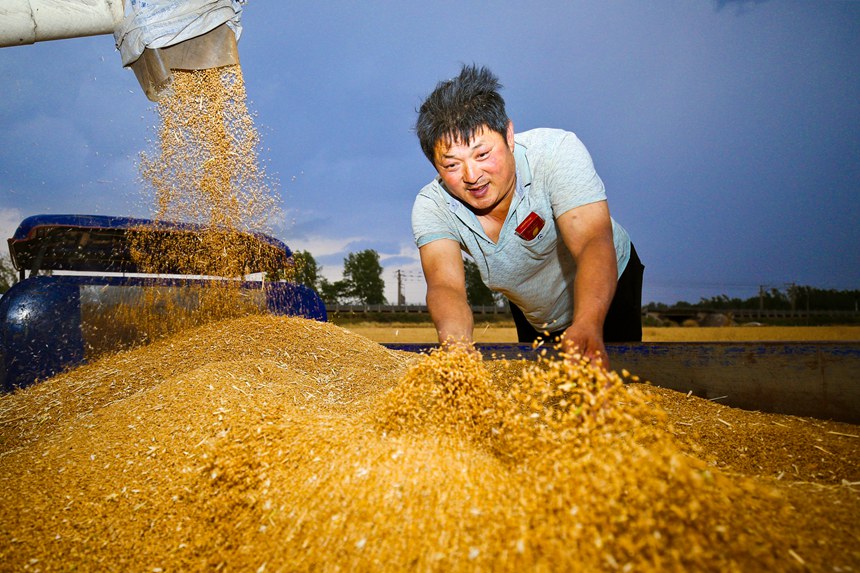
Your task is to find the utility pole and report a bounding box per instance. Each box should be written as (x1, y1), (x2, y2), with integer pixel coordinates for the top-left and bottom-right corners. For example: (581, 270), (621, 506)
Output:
(787, 282), (797, 316)
(396, 270), (405, 305)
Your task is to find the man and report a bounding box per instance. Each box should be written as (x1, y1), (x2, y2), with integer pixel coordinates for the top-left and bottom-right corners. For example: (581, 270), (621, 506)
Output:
(411, 64), (644, 364)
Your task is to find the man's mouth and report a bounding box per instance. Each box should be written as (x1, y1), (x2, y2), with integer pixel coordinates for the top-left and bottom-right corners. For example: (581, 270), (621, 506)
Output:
(468, 183), (489, 197)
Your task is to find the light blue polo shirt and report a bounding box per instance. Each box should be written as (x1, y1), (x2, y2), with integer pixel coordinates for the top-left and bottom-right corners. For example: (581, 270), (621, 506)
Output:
(412, 128), (631, 332)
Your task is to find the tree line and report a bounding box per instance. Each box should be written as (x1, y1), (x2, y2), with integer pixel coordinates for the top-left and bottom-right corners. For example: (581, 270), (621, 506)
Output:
(645, 285), (860, 312)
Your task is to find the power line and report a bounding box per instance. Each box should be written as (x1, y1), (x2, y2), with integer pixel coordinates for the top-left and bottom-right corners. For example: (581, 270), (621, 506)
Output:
(393, 269), (424, 305)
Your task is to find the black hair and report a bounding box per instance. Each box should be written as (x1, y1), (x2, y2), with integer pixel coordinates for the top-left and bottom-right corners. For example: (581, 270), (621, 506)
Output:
(415, 64), (509, 164)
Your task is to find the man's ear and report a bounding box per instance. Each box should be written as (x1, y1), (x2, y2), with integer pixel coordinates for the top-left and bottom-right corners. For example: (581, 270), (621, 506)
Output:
(506, 120), (515, 151)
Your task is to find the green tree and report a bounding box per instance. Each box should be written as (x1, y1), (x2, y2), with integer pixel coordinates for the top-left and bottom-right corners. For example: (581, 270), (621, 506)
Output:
(0, 253), (16, 294)
(463, 258), (497, 306)
(317, 277), (351, 305)
(291, 250), (320, 290)
(342, 249), (386, 305)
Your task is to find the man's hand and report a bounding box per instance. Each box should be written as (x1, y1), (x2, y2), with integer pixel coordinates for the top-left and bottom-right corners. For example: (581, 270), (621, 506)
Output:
(440, 335), (483, 360)
(555, 200), (618, 371)
(560, 322), (609, 369)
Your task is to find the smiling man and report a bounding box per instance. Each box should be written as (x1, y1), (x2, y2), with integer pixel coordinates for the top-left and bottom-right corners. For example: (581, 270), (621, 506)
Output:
(412, 64), (644, 364)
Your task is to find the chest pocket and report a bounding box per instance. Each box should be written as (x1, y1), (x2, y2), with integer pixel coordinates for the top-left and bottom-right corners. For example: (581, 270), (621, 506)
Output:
(516, 213), (559, 259)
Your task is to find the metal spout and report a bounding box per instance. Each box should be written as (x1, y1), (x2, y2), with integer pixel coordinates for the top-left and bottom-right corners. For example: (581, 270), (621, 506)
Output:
(129, 23), (240, 102)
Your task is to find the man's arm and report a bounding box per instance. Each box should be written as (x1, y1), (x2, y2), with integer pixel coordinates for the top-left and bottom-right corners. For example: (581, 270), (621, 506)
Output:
(418, 239), (474, 347)
(556, 200), (618, 365)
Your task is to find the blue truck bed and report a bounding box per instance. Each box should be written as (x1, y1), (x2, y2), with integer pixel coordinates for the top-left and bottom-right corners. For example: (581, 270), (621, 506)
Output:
(1, 214), (326, 392)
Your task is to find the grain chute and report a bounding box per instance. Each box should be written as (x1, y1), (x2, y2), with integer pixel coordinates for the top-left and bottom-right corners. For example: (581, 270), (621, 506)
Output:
(0, 0), (244, 101)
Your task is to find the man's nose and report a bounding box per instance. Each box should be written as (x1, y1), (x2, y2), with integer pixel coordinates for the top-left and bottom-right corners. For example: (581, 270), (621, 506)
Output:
(462, 160), (480, 184)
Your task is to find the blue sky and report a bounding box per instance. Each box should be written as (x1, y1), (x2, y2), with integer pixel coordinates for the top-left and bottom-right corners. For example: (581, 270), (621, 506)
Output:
(1, 0), (858, 305)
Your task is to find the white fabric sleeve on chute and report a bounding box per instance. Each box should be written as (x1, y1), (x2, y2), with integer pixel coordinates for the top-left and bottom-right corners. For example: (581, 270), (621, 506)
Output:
(114, 0), (245, 67)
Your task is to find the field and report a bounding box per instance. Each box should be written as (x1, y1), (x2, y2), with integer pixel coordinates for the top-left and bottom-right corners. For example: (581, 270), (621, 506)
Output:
(343, 322), (860, 344)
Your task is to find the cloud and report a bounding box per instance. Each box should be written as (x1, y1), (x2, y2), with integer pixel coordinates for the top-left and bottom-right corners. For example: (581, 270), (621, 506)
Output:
(0, 208), (24, 258)
(288, 235), (363, 259)
(380, 242), (421, 262)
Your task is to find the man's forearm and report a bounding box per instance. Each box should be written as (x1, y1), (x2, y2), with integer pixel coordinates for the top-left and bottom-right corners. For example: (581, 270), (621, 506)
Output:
(571, 240), (617, 331)
(426, 286), (474, 345)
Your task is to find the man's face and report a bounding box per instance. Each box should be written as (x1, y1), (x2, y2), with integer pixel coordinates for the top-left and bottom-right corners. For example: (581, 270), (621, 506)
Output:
(433, 122), (517, 216)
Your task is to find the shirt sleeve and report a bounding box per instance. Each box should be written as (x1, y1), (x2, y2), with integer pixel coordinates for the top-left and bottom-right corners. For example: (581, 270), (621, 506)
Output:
(411, 187), (459, 248)
(546, 132), (607, 216)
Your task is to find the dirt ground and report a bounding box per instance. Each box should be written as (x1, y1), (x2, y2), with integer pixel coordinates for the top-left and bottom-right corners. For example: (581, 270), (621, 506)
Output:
(345, 323), (860, 344)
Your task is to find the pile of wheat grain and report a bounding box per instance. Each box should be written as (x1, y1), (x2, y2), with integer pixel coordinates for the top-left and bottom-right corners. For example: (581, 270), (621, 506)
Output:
(1, 315), (857, 572)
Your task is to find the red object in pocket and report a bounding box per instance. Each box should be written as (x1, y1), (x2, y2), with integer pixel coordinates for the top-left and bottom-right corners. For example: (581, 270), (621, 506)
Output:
(515, 212), (545, 240)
